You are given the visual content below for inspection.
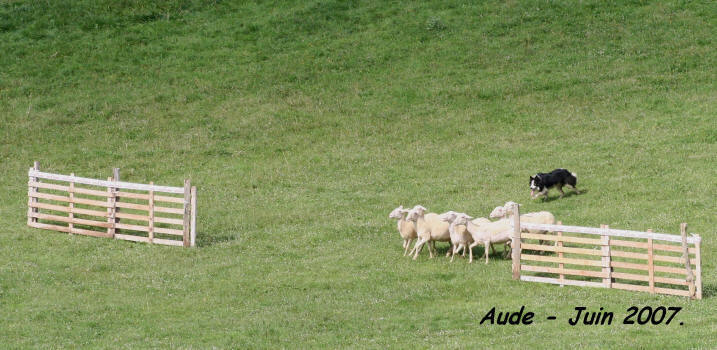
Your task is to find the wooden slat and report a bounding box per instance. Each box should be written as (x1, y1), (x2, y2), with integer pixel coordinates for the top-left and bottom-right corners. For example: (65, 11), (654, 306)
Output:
(115, 223), (149, 232)
(612, 282), (650, 292)
(654, 265), (688, 275)
(611, 250), (648, 260)
(520, 275), (605, 288)
(522, 243), (602, 256)
(523, 232), (602, 245)
(522, 264), (608, 278)
(115, 234), (149, 243)
(653, 242), (697, 254)
(29, 170), (184, 194)
(115, 212), (149, 222)
(28, 221), (113, 238)
(153, 238), (184, 246)
(612, 271), (648, 282)
(521, 254), (604, 267)
(613, 272), (688, 286)
(115, 191), (184, 204)
(653, 254), (695, 265)
(154, 206), (184, 215)
(29, 181), (111, 198)
(655, 276), (689, 286)
(520, 222), (700, 244)
(30, 201), (108, 218)
(154, 216), (184, 225)
(32, 192), (112, 208)
(115, 201), (149, 211)
(30, 212), (113, 228)
(154, 227), (183, 236)
(610, 239), (648, 249)
(611, 261), (648, 271)
(654, 287), (691, 297)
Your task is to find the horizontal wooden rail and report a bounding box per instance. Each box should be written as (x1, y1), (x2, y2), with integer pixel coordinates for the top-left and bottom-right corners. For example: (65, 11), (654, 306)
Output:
(522, 243), (602, 256)
(521, 222), (700, 244)
(30, 170), (184, 194)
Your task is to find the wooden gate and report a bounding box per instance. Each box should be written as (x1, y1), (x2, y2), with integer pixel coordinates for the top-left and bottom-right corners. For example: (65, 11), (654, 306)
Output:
(27, 162), (197, 247)
(508, 204), (702, 299)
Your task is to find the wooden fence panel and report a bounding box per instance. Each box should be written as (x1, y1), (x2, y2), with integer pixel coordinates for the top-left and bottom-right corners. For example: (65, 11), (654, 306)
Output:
(26, 163), (196, 247)
(509, 203), (702, 299)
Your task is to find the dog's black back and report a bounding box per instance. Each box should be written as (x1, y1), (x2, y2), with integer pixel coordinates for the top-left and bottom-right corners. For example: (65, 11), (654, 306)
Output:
(530, 169), (578, 194)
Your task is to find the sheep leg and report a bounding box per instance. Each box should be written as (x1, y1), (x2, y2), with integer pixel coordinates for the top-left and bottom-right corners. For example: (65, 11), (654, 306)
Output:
(402, 239), (411, 256)
(490, 243), (496, 255)
(484, 241), (490, 264)
(468, 241), (480, 263)
(427, 240), (436, 258)
(412, 238), (426, 260)
(450, 244), (457, 262)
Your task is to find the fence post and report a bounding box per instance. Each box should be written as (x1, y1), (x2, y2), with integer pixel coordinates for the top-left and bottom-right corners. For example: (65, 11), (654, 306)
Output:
(511, 203), (521, 280)
(601, 224), (611, 288)
(647, 229), (654, 294)
(113, 168), (121, 235)
(68, 173), (75, 234)
(27, 161), (40, 225)
(107, 177), (116, 237)
(148, 182), (154, 244)
(183, 179), (191, 247)
(680, 223), (696, 298)
(557, 221), (564, 287)
(692, 234), (702, 300)
(190, 186), (197, 247)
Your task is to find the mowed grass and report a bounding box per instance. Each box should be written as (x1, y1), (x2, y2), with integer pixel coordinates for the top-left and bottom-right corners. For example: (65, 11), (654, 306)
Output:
(1, 0), (716, 348)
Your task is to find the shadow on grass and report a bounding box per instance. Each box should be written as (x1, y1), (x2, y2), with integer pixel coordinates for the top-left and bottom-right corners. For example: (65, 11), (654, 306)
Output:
(196, 232), (238, 247)
(536, 188), (588, 203)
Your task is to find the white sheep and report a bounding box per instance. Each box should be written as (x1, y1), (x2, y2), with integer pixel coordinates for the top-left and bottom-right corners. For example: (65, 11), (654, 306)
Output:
(490, 201), (555, 246)
(458, 216), (513, 264)
(439, 212), (473, 262)
(388, 205), (417, 256)
(405, 205), (452, 260)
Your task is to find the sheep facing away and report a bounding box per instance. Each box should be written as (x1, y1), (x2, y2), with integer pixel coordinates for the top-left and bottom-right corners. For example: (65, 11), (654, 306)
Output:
(388, 205), (417, 256)
(405, 205), (452, 260)
(490, 201), (556, 246)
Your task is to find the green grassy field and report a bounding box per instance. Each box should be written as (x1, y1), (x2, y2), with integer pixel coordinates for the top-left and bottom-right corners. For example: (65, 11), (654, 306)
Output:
(1, 0), (716, 348)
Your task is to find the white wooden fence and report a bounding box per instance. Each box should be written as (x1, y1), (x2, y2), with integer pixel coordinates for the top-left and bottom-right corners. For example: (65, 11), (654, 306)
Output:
(508, 203), (702, 299)
(27, 162), (197, 247)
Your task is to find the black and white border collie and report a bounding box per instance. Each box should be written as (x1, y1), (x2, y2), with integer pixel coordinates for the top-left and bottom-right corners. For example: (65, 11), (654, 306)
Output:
(529, 169), (579, 200)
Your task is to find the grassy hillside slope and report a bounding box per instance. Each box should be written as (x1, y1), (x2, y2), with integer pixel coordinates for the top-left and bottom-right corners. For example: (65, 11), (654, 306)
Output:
(1, 0), (716, 348)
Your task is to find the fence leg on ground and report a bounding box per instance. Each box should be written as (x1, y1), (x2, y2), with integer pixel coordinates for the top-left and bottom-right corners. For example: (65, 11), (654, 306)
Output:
(557, 221), (564, 287)
(601, 224), (611, 288)
(511, 203), (521, 280)
(681, 223), (696, 299)
(183, 179), (191, 247)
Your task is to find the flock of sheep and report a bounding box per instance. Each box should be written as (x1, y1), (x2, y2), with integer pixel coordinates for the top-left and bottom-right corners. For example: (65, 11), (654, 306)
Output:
(388, 202), (555, 264)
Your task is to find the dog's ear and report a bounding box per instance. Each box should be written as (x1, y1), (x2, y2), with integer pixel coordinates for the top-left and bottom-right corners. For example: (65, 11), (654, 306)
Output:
(529, 176), (534, 180)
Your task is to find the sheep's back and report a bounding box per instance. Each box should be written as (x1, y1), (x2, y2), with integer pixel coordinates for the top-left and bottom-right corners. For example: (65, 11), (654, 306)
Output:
(424, 213), (450, 241)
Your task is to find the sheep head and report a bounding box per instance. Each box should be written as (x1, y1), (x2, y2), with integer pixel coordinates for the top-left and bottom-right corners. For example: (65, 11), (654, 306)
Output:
(405, 205), (426, 222)
(389, 205), (405, 219)
(454, 213), (472, 226)
(489, 206), (506, 218)
(439, 211), (459, 222)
